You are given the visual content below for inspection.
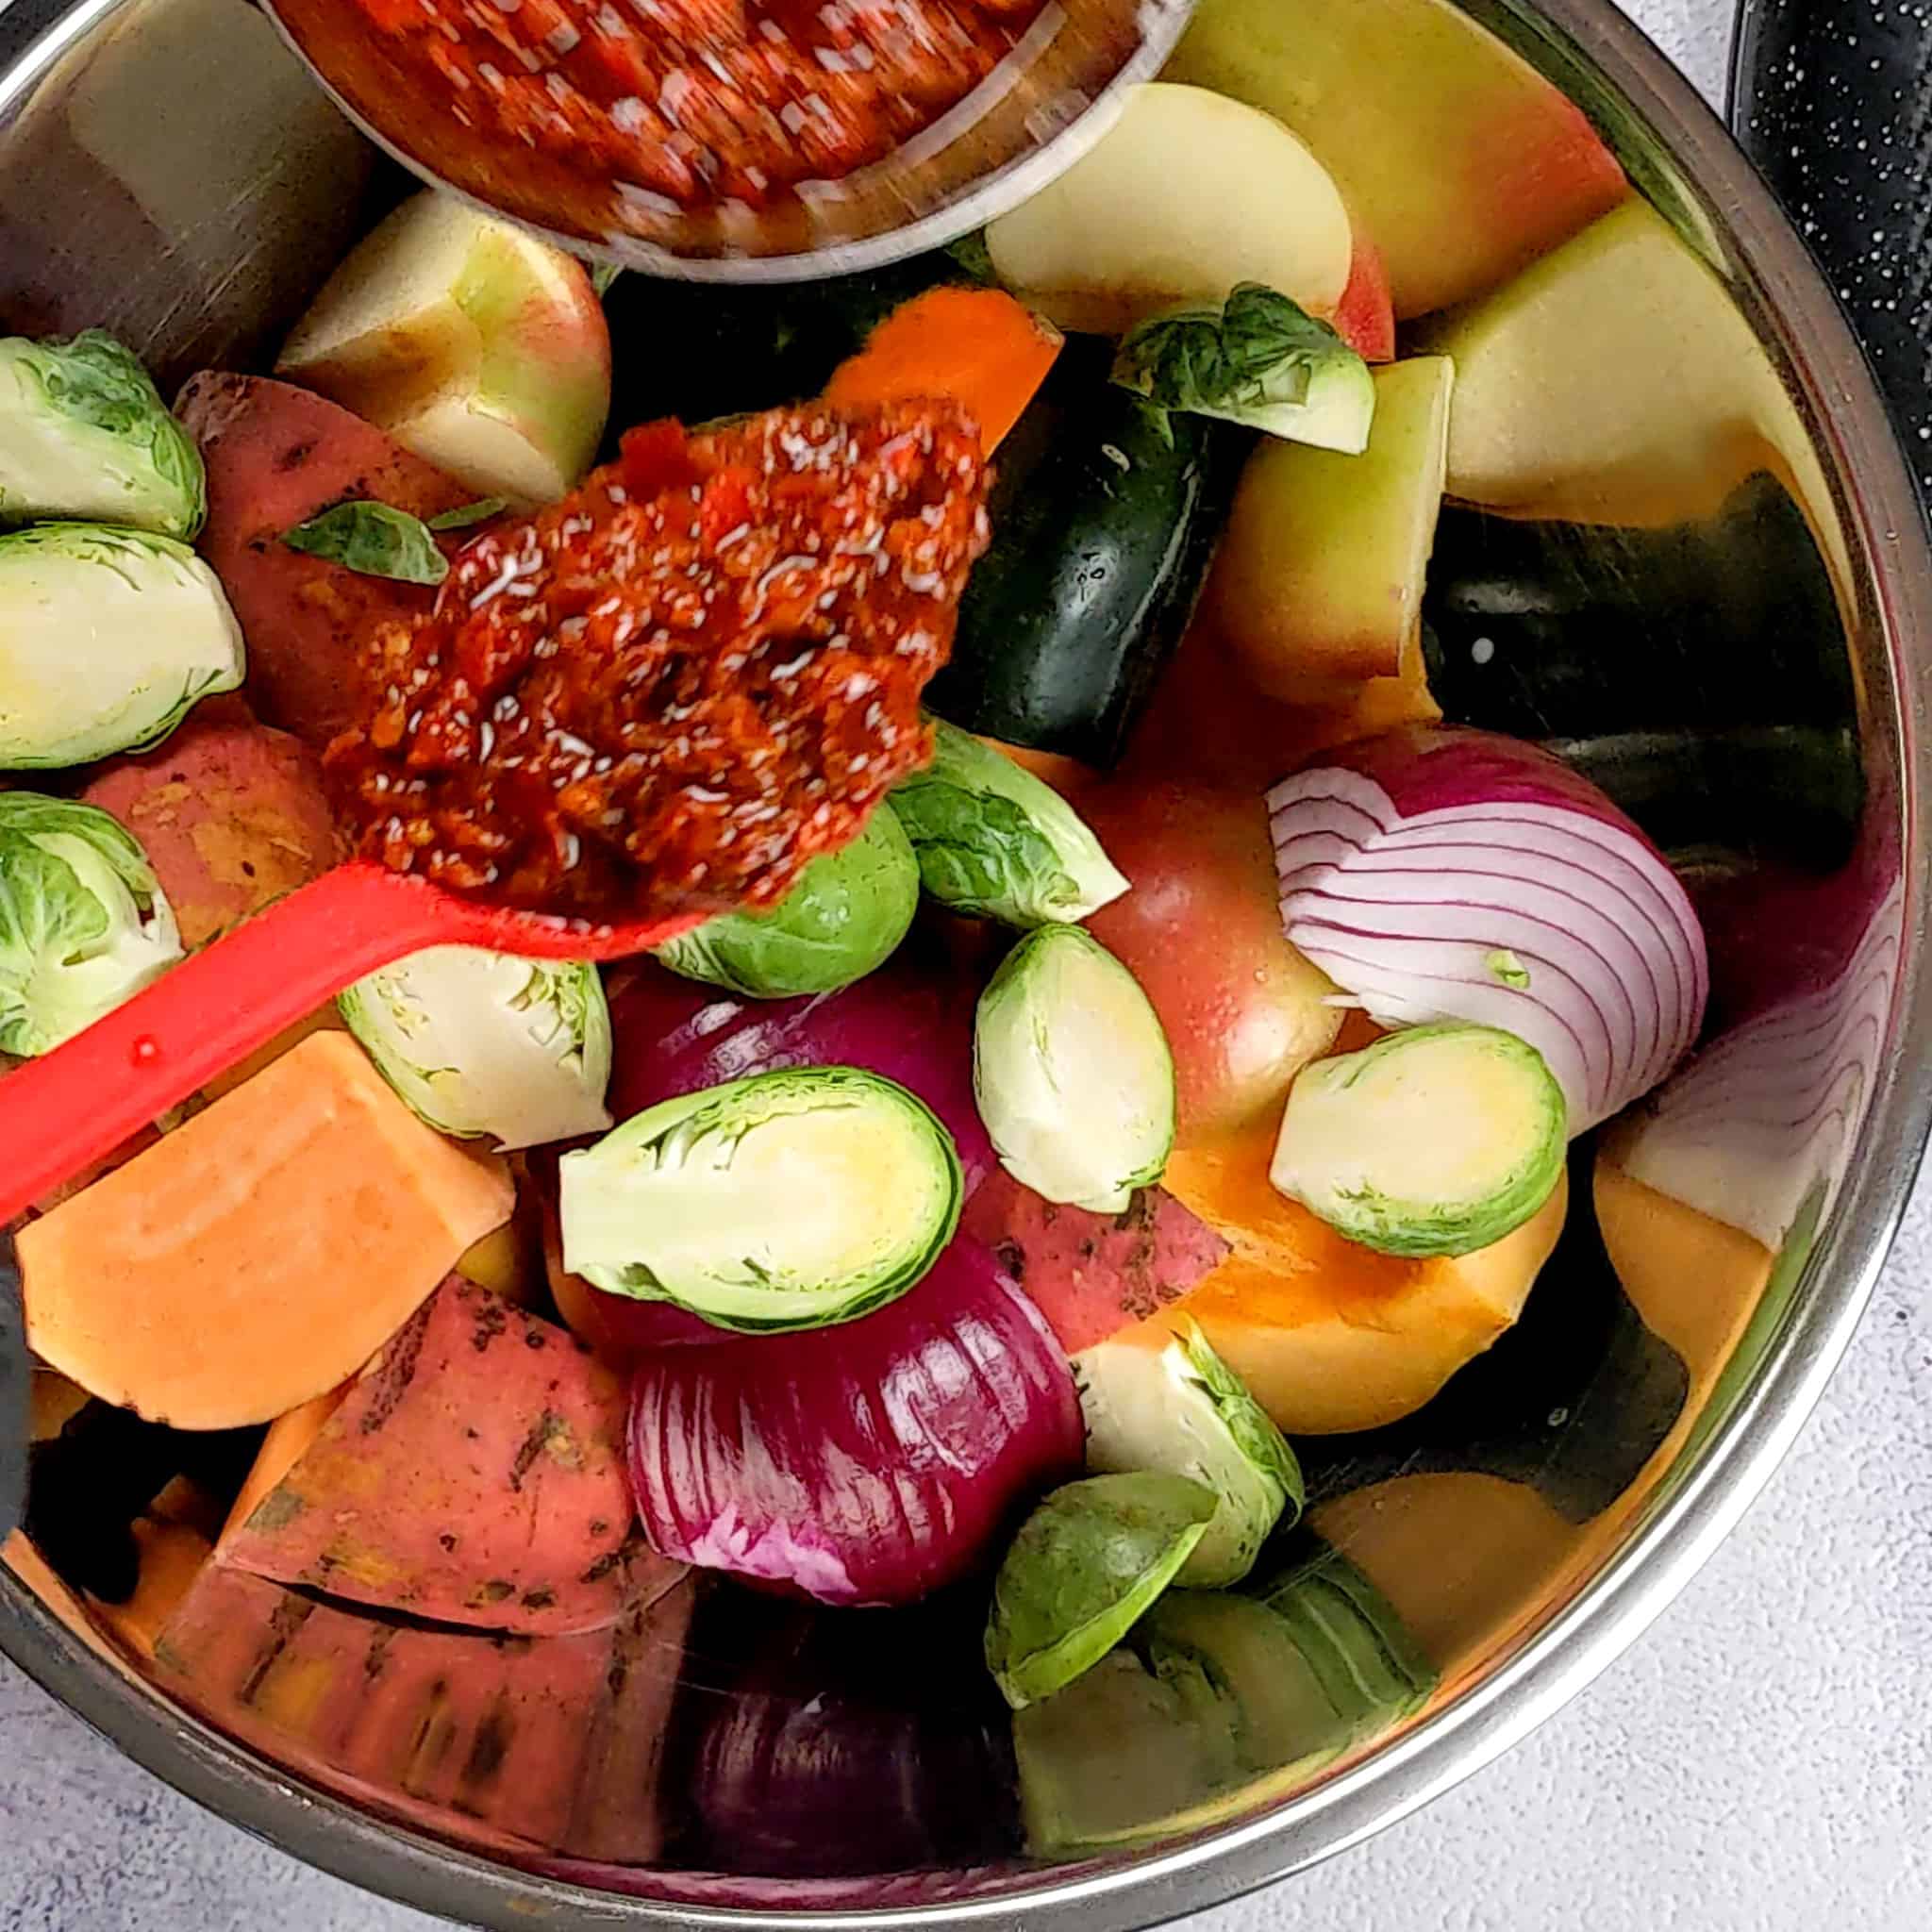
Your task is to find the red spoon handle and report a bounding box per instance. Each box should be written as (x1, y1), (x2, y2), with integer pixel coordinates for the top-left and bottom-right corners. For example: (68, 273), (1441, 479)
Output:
(0, 866), (445, 1226)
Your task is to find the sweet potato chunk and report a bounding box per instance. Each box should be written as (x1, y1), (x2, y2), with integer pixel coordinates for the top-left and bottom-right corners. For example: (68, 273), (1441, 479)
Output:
(219, 1278), (656, 1635)
(19, 1032), (512, 1429)
(176, 372), (470, 746)
(80, 702), (340, 947)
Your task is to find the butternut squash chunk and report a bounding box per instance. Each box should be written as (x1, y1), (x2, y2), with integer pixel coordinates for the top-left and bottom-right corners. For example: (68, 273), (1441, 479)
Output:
(1158, 1118), (1567, 1433)
(18, 1032), (512, 1429)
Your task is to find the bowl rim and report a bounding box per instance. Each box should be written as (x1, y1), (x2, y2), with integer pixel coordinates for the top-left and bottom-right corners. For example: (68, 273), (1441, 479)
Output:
(2, 0), (1929, 1924)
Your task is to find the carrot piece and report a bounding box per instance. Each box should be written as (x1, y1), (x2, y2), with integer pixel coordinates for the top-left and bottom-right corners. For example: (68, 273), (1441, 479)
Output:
(18, 1032), (513, 1430)
(824, 286), (1061, 455)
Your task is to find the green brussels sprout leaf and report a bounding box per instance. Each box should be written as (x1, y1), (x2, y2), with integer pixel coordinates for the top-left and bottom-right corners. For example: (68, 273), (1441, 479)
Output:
(0, 329), (206, 538)
(653, 808), (919, 999)
(0, 793), (182, 1056)
(985, 1471), (1216, 1710)
(889, 716), (1128, 928)
(338, 945), (613, 1152)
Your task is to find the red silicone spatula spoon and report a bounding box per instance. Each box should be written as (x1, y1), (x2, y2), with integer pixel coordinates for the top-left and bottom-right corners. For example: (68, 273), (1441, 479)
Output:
(0, 860), (697, 1227)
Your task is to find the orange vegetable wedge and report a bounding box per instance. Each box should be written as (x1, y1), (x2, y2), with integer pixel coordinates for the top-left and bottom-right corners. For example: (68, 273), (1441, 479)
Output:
(18, 1031), (513, 1430)
(824, 285), (1062, 455)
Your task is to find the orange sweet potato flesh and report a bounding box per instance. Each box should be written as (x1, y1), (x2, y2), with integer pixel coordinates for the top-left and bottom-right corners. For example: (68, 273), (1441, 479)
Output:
(824, 286), (1061, 455)
(18, 1031), (513, 1430)
(221, 1388), (348, 1545)
(218, 1277), (661, 1635)
(88, 1516), (213, 1663)
(79, 700), (341, 948)
(154, 1563), (693, 1860)
(176, 372), (471, 748)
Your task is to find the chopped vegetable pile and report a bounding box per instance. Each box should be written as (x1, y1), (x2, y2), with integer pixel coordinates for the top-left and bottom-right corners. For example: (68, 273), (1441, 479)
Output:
(3, 0), (1859, 1886)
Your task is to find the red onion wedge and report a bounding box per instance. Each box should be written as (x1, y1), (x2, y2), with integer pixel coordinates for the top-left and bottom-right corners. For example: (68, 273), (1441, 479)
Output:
(606, 932), (996, 1196)
(1606, 866), (1900, 1249)
(625, 1232), (1083, 1608)
(1269, 725), (1707, 1134)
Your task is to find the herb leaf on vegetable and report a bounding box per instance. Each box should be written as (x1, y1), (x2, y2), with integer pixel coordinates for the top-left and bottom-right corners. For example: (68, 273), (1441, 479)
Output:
(426, 497), (508, 531)
(282, 500), (449, 586)
(1111, 283), (1373, 450)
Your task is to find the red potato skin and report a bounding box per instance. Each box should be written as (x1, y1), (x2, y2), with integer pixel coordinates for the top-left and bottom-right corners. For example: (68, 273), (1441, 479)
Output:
(154, 1563), (693, 1860)
(1332, 237), (1396, 363)
(176, 372), (472, 748)
(79, 700), (341, 948)
(216, 1276), (668, 1635)
(1080, 780), (1344, 1145)
(959, 1173), (1229, 1355)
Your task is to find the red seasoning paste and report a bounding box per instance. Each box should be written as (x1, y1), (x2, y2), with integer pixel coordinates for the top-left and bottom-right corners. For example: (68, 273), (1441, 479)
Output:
(325, 401), (991, 921)
(329, 0), (1046, 225)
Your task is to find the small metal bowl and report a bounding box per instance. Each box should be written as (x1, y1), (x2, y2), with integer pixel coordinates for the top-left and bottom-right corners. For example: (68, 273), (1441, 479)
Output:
(258, 0), (1196, 280)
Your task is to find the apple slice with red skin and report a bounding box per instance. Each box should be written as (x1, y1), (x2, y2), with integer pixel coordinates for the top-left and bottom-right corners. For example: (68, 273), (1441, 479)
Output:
(276, 190), (610, 506)
(1168, 0), (1627, 319)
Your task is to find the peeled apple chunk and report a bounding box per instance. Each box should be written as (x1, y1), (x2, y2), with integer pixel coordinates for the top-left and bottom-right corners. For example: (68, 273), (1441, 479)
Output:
(276, 190), (610, 506)
(1158, 1115), (1568, 1434)
(18, 1031), (513, 1429)
(1167, 0), (1628, 318)
(1208, 356), (1454, 695)
(1270, 1024), (1567, 1258)
(1417, 200), (1841, 569)
(984, 83), (1353, 335)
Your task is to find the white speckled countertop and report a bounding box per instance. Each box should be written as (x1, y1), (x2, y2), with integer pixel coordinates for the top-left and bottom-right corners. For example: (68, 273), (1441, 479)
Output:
(6, 5), (1932, 1927)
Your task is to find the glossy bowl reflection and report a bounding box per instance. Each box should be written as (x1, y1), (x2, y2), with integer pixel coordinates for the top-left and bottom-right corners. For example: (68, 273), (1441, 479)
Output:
(0, 0), (1927, 1925)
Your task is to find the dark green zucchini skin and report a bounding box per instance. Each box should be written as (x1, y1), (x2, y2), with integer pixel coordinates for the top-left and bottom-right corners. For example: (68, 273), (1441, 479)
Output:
(1422, 473), (1862, 869)
(926, 337), (1248, 769)
(599, 251), (963, 449)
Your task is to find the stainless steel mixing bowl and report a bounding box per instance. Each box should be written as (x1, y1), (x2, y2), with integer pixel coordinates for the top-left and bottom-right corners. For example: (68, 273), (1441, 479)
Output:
(2, 0), (1928, 1924)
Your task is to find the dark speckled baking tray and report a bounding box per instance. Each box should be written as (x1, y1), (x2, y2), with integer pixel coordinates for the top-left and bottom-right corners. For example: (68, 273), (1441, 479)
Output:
(1733, 0), (1932, 503)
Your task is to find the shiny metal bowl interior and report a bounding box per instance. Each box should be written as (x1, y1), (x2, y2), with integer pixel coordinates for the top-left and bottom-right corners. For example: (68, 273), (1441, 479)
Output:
(2, 0), (1929, 1924)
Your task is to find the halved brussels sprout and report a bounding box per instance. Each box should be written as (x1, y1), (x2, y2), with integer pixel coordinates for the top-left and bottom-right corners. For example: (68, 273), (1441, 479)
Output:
(1270, 1023), (1567, 1257)
(0, 794), (183, 1056)
(1013, 1546), (1438, 1851)
(984, 1471), (1215, 1710)
(888, 718), (1128, 927)
(337, 946), (613, 1152)
(0, 330), (206, 538)
(974, 924), (1175, 1213)
(558, 1066), (962, 1333)
(0, 524), (244, 770)
(1077, 1320), (1303, 1587)
(653, 808), (919, 999)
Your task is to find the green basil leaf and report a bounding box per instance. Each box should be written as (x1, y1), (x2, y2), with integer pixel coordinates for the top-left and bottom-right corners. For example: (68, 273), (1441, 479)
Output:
(1111, 284), (1374, 453)
(282, 500), (449, 585)
(426, 497), (509, 531)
